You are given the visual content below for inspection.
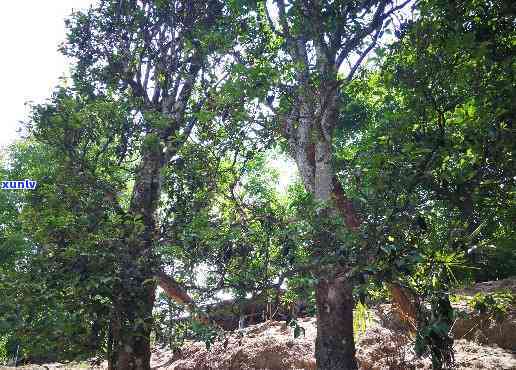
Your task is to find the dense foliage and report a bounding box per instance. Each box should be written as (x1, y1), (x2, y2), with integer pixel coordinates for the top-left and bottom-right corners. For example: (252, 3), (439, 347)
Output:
(0, 0), (514, 369)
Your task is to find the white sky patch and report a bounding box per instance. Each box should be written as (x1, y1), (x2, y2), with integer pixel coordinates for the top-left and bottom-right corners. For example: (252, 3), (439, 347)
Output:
(0, 0), (93, 149)
(268, 151), (298, 193)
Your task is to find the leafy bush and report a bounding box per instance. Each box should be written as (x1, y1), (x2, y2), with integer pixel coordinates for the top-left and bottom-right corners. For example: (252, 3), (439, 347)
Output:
(468, 291), (514, 320)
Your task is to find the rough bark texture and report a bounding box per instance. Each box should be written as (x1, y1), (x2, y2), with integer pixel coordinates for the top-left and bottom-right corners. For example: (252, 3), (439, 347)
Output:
(109, 283), (155, 370)
(315, 274), (357, 370)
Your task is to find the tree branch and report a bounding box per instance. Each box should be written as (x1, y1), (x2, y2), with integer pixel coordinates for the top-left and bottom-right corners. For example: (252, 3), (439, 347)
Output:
(335, 0), (411, 70)
(155, 270), (210, 324)
(346, 28), (382, 82)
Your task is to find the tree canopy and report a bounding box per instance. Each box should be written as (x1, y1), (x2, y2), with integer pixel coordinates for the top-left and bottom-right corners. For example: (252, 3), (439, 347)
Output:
(0, 1), (514, 369)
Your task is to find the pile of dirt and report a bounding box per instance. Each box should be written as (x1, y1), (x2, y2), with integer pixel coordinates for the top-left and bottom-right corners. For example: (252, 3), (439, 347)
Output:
(153, 319), (317, 370)
(451, 278), (516, 351)
(152, 312), (515, 370)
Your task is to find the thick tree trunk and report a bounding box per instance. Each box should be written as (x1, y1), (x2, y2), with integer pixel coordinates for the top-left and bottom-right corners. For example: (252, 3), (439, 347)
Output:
(109, 239), (157, 370)
(286, 88), (359, 369)
(311, 206), (357, 370)
(109, 280), (155, 370)
(108, 141), (162, 370)
(315, 274), (357, 370)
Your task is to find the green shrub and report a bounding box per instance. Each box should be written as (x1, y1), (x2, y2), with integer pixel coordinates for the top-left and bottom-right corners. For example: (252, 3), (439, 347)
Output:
(468, 291), (514, 320)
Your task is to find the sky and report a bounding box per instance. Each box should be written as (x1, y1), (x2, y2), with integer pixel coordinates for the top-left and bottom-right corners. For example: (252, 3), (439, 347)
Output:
(0, 1), (93, 150)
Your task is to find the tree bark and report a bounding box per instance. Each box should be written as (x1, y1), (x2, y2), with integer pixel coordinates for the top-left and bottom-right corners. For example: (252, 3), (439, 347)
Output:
(156, 270), (211, 325)
(108, 139), (162, 370)
(315, 273), (357, 370)
(285, 86), (359, 369)
(109, 280), (155, 370)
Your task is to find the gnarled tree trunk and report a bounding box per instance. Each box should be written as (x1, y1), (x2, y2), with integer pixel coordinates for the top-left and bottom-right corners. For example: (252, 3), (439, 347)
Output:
(109, 277), (156, 370)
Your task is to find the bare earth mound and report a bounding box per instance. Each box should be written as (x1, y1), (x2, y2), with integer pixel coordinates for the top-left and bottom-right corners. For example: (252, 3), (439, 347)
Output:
(153, 314), (515, 370)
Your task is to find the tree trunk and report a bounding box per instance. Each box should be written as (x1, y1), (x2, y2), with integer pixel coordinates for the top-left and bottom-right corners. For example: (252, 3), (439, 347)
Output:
(109, 280), (155, 370)
(108, 238), (157, 370)
(315, 273), (357, 370)
(286, 87), (359, 369)
(108, 140), (162, 370)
